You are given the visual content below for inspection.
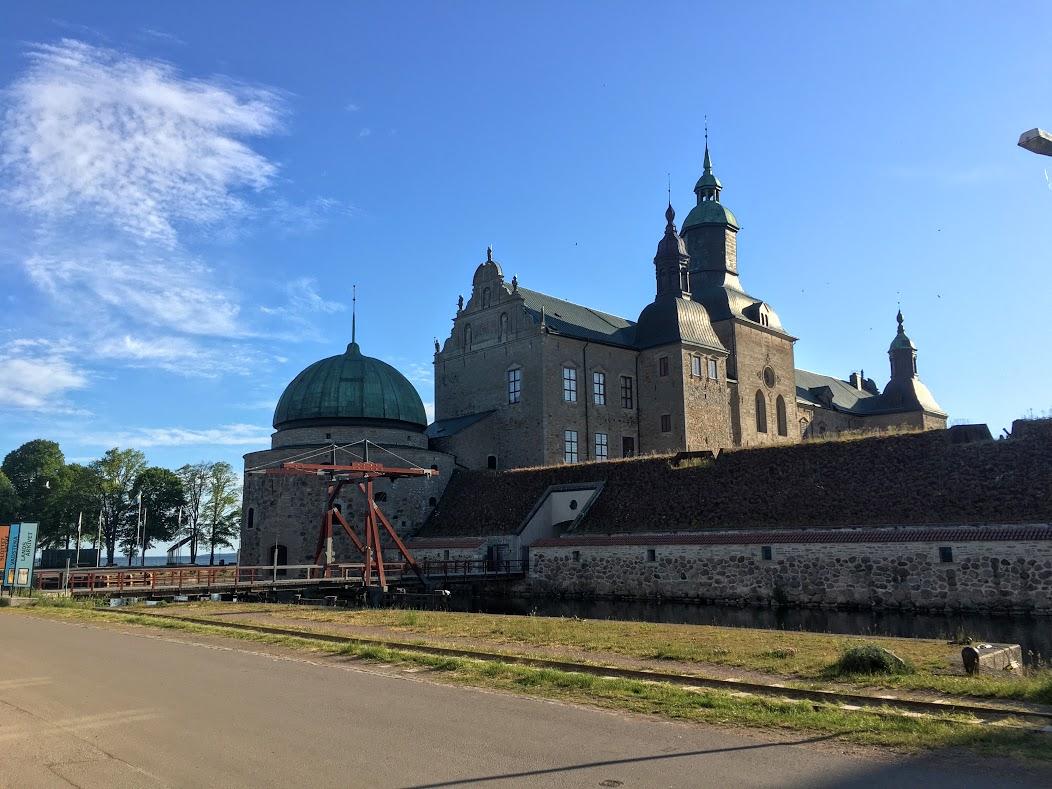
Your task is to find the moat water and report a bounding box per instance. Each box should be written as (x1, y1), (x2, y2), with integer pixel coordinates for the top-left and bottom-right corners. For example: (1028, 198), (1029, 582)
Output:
(447, 595), (1052, 666)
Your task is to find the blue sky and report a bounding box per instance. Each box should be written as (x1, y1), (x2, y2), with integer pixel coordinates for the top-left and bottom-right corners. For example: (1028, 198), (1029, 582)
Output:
(1, 1), (1050, 480)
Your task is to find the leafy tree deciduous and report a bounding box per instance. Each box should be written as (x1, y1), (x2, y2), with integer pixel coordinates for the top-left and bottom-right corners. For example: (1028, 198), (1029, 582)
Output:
(202, 462), (241, 565)
(176, 463), (210, 563)
(2, 439), (64, 524)
(92, 448), (147, 565)
(0, 470), (20, 522)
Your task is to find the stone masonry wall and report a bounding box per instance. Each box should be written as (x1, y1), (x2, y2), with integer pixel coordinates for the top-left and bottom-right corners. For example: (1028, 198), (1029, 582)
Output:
(529, 535), (1052, 613)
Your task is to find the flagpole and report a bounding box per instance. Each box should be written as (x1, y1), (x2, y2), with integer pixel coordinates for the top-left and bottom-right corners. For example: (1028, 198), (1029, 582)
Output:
(75, 512), (82, 568)
(141, 509), (148, 567)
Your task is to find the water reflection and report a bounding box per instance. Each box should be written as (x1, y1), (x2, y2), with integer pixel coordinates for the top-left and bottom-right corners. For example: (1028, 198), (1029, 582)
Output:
(451, 595), (1052, 666)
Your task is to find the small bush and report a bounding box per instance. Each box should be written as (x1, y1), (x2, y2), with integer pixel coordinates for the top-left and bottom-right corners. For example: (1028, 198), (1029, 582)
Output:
(830, 645), (913, 676)
(761, 647), (797, 660)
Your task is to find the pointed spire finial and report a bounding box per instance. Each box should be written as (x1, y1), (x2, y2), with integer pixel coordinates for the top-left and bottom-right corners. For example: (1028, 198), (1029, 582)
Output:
(896, 308), (904, 331)
(352, 284), (357, 345)
(665, 201), (675, 227)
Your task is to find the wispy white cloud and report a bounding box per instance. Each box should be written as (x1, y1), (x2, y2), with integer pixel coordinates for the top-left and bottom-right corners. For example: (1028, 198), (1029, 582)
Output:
(422, 401), (435, 424)
(79, 422), (271, 448)
(358, 127), (371, 138)
(92, 334), (266, 377)
(0, 339), (89, 411)
(1, 39), (283, 246)
(265, 196), (355, 236)
(345, 102), (360, 112)
(25, 252), (243, 337)
(139, 28), (186, 46)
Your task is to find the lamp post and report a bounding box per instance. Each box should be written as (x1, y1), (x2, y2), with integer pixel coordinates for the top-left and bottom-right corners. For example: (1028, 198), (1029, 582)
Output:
(1018, 128), (1052, 156)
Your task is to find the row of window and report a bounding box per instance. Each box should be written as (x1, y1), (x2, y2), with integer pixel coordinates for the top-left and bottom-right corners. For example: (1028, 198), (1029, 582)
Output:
(508, 368), (635, 408)
(756, 391), (789, 436)
(563, 430), (634, 463)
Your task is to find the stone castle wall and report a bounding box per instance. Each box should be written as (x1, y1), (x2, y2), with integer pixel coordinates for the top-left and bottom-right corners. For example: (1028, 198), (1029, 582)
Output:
(528, 528), (1052, 613)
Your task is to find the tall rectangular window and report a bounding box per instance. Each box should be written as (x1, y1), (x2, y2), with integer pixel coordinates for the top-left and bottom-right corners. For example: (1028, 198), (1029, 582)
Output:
(708, 358), (718, 380)
(620, 375), (633, 409)
(658, 356), (669, 377)
(594, 432), (608, 460)
(507, 368), (522, 404)
(691, 355), (701, 377)
(562, 367), (577, 402)
(592, 371), (606, 405)
(660, 414), (672, 433)
(563, 430), (579, 463)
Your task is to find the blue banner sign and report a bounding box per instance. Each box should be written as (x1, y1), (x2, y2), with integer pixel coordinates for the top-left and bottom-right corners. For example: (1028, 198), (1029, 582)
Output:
(11, 523), (38, 588)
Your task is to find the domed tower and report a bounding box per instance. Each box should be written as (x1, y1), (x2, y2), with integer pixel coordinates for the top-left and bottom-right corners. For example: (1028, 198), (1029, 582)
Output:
(681, 139), (741, 281)
(271, 340), (428, 449)
(242, 332), (452, 568)
(678, 138), (798, 447)
(881, 310), (945, 417)
(634, 204), (732, 453)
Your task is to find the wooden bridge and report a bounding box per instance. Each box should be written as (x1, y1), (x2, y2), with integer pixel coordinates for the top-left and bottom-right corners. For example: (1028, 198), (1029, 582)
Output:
(32, 559), (528, 598)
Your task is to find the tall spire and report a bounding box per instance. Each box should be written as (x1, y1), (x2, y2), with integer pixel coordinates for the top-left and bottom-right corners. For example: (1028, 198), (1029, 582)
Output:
(703, 116), (712, 175)
(352, 284), (357, 345)
(694, 121), (722, 203)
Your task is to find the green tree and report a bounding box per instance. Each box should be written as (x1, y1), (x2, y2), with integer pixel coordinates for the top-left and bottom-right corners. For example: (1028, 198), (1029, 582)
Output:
(176, 463), (210, 563)
(2, 439), (64, 522)
(201, 462), (241, 565)
(42, 463), (102, 551)
(121, 467), (186, 564)
(92, 448), (147, 565)
(0, 470), (20, 522)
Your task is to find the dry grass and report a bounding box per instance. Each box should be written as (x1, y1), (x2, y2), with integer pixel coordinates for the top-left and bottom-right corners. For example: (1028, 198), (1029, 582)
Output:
(157, 603), (1052, 703)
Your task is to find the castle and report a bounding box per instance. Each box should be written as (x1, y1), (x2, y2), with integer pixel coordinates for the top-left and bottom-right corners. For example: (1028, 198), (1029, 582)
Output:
(241, 146), (948, 570)
(429, 142), (945, 470)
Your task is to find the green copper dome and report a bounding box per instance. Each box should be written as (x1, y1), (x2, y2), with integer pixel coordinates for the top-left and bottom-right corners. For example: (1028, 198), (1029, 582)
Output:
(273, 342), (427, 431)
(681, 200), (739, 231)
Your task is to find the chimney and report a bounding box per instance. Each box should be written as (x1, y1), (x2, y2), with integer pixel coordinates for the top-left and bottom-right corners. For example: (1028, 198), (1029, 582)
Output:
(848, 371), (862, 390)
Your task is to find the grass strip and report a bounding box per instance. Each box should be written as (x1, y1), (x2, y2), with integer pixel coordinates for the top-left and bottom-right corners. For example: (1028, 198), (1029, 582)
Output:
(9, 605), (1051, 762)
(163, 603), (1052, 704)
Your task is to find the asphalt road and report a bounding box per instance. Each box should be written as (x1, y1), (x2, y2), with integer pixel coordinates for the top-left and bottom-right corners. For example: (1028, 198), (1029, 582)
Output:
(0, 613), (1048, 789)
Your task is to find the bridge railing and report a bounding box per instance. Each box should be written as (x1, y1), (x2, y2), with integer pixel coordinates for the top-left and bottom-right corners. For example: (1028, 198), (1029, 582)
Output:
(33, 557), (528, 594)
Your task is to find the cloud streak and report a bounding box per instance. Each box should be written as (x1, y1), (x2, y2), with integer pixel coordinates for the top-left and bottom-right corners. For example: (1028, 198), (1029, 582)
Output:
(0, 339), (88, 411)
(78, 423), (271, 448)
(1, 39), (283, 246)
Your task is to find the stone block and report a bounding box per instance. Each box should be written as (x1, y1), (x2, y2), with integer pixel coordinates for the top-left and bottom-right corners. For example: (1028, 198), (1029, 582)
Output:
(961, 643), (1023, 676)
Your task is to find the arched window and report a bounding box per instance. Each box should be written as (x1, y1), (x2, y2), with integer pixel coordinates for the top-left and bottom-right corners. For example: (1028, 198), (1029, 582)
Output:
(776, 395), (787, 436)
(499, 312), (509, 342)
(482, 287), (491, 308)
(755, 391), (767, 433)
(464, 324), (472, 349)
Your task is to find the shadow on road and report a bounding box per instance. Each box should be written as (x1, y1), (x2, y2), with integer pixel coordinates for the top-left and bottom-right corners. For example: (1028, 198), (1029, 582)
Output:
(400, 733), (842, 788)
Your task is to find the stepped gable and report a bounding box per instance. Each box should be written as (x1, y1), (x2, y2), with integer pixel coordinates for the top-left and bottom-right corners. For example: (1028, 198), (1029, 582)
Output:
(417, 425), (1052, 537)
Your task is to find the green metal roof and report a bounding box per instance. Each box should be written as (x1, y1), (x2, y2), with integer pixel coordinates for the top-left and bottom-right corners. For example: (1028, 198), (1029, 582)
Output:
(634, 296), (726, 352)
(681, 200), (739, 231)
(273, 342), (427, 431)
(517, 287), (637, 346)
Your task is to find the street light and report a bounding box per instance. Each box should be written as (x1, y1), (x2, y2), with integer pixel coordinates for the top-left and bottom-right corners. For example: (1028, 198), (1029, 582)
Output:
(1018, 128), (1052, 156)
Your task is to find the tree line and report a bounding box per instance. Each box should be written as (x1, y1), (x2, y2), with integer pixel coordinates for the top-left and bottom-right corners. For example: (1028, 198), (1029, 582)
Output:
(0, 439), (241, 566)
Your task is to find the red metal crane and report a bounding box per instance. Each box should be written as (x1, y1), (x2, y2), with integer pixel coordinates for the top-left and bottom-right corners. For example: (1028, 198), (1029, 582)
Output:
(264, 455), (438, 589)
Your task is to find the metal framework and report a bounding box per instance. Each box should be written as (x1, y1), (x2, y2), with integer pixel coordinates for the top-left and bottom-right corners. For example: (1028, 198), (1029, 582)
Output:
(265, 453), (437, 589)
